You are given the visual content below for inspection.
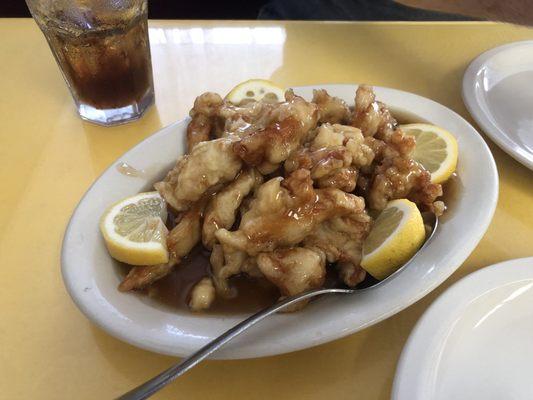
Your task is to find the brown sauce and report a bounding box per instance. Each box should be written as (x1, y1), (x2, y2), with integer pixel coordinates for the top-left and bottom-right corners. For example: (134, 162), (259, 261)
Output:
(390, 107), (430, 125)
(135, 246), (280, 314)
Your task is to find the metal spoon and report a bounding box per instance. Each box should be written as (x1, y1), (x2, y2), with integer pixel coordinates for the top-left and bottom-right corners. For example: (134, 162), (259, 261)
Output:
(117, 213), (438, 400)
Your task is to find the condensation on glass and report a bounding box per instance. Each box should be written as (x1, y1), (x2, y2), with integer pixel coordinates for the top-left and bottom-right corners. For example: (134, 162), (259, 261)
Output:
(26, 0), (154, 126)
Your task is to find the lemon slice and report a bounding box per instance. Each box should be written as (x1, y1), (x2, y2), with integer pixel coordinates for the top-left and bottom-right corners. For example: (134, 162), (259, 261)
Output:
(100, 192), (169, 266)
(226, 79), (285, 104)
(361, 199), (425, 280)
(401, 123), (458, 184)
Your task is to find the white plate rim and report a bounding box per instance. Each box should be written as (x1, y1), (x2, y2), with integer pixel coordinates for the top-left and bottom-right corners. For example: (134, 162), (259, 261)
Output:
(61, 83), (499, 359)
(392, 256), (533, 400)
(462, 40), (533, 170)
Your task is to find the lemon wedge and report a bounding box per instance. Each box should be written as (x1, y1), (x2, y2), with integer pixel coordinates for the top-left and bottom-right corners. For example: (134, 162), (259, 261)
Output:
(361, 199), (425, 280)
(401, 123), (458, 184)
(100, 192), (169, 266)
(226, 79), (285, 104)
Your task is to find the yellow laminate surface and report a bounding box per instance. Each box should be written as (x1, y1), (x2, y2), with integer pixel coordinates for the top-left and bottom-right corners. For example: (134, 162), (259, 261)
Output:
(1, 19), (532, 399)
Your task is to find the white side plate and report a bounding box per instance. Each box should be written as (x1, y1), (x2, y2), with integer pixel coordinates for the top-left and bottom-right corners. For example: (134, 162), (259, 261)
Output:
(463, 40), (533, 170)
(393, 257), (533, 400)
(61, 84), (498, 359)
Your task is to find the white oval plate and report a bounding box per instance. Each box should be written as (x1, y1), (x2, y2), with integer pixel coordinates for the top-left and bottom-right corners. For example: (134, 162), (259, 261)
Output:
(393, 257), (533, 400)
(62, 84), (498, 359)
(463, 40), (533, 170)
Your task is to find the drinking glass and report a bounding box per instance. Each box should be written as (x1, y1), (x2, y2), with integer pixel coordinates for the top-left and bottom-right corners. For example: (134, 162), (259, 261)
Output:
(26, 0), (154, 126)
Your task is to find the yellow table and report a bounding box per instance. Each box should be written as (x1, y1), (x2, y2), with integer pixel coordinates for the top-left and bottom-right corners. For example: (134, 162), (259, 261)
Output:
(1, 19), (532, 399)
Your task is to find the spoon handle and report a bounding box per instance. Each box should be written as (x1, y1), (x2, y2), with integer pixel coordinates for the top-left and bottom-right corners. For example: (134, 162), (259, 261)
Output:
(116, 287), (352, 400)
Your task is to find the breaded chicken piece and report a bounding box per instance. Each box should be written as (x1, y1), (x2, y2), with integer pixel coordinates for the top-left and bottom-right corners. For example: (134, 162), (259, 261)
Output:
(286, 145), (356, 191)
(187, 114), (212, 154)
(154, 137), (242, 212)
(311, 123), (375, 167)
(218, 100), (275, 131)
(215, 169), (366, 256)
(256, 247), (326, 310)
(190, 92), (224, 116)
(351, 85), (415, 157)
(366, 156), (443, 212)
(210, 244), (260, 298)
(118, 262), (177, 292)
(304, 211), (372, 287)
(166, 200), (206, 261)
(285, 123), (375, 191)
(189, 277), (216, 311)
(233, 91), (319, 173)
(188, 92), (279, 145)
(186, 92), (224, 152)
(202, 169), (263, 249)
(312, 89), (350, 124)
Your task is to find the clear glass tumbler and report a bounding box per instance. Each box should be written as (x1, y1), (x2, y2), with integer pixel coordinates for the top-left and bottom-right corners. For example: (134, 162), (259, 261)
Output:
(26, 0), (154, 126)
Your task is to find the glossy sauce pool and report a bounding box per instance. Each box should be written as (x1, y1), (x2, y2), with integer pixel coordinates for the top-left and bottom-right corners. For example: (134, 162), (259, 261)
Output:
(119, 108), (461, 314)
(131, 246), (281, 314)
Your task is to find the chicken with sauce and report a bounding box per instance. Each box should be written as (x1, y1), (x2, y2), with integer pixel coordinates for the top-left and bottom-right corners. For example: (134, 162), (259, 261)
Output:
(118, 85), (446, 312)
